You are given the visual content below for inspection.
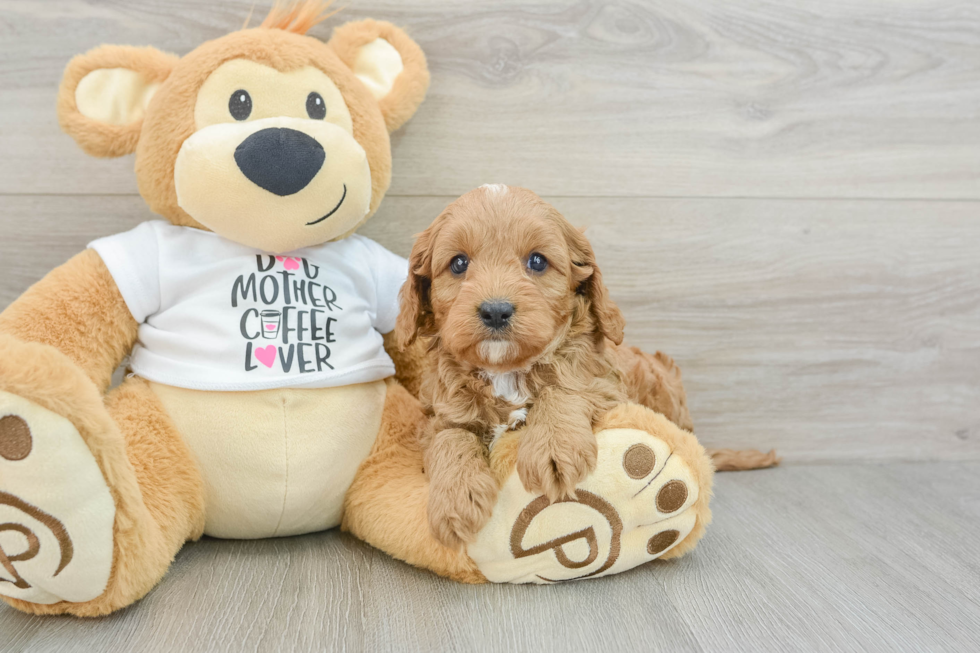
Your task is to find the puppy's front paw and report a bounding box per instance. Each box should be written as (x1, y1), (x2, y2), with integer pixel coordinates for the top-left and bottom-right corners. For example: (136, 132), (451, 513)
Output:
(517, 425), (598, 502)
(427, 462), (499, 550)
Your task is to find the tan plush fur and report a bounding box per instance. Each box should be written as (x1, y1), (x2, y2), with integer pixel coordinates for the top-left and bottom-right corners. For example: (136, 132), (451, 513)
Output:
(0, 250), (139, 392)
(58, 45), (179, 158)
(0, 340), (205, 616)
(102, 379), (206, 591)
(397, 187), (642, 546)
(342, 380), (486, 583)
(328, 19), (430, 133)
(0, 243), (205, 616)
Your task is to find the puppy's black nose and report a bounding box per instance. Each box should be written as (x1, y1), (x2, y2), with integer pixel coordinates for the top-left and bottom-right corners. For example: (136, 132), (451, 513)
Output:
(234, 127), (324, 196)
(479, 301), (514, 330)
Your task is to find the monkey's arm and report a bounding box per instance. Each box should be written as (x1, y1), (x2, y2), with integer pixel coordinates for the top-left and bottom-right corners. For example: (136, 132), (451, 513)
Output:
(0, 249), (138, 392)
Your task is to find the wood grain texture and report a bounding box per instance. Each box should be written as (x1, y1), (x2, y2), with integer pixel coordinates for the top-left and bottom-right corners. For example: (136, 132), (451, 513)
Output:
(1, 0), (979, 198)
(2, 195), (977, 462)
(2, 462), (979, 652)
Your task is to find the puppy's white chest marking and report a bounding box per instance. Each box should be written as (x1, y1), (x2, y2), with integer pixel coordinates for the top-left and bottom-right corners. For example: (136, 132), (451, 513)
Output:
(482, 371), (529, 405)
(481, 370), (530, 451)
(489, 407), (529, 451)
(506, 407), (528, 429)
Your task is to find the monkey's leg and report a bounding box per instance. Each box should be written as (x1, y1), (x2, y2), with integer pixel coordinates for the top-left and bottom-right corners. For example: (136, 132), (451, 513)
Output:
(1, 375), (205, 616)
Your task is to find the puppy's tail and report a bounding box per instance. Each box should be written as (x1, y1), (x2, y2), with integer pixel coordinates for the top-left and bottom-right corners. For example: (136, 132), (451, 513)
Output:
(705, 447), (781, 472)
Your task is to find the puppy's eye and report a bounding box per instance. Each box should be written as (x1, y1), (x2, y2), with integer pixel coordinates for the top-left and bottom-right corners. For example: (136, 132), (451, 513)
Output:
(229, 90), (252, 121)
(450, 254), (469, 275)
(527, 252), (548, 273)
(306, 92), (326, 120)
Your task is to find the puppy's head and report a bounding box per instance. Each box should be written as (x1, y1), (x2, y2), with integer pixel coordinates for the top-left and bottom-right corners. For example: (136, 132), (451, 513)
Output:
(397, 185), (624, 371)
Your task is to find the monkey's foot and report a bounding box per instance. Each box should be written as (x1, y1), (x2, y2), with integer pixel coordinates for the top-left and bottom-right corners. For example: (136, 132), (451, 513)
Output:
(0, 391), (115, 604)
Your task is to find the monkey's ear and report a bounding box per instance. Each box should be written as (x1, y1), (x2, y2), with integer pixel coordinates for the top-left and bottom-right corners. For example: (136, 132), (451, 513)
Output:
(328, 19), (430, 133)
(58, 45), (178, 158)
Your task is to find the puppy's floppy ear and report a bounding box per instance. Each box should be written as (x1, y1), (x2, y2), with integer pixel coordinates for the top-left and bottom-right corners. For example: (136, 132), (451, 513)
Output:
(328, 19), (430, 133)
(396, 222), (438, 349)
(58, 45), (178, 158)
(564, 225), (626, 346)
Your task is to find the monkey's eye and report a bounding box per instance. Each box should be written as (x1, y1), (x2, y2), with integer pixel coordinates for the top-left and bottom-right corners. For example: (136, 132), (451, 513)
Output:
(527, 252), (548, 273)
(306, 92), (326, 120)
(229, 89), (252, 121)
(450, 254), (469, 275)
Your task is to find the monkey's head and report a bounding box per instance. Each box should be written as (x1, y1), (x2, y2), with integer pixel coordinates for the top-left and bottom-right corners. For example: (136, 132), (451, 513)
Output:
(57, 2), (428, 253)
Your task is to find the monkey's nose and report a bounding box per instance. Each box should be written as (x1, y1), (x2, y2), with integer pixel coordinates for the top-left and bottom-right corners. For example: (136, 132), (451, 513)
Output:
(479, 301), (515, 330)
(234, 127), (324, 196)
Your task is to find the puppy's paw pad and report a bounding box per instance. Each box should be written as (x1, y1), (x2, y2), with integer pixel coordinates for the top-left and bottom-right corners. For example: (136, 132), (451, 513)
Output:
(0, 391), (115, 605)
(469, 424), (705, 584)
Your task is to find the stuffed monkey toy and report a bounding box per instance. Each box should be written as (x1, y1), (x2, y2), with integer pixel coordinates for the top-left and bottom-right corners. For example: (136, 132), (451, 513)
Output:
(0, 2), (712, 616)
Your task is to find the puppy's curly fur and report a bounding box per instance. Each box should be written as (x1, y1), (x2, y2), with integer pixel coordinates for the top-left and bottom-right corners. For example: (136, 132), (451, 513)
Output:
(397, 185), (701, 548)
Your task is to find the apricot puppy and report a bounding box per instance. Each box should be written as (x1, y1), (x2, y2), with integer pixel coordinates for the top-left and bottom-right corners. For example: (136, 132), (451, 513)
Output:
(396, 185), (627, 548)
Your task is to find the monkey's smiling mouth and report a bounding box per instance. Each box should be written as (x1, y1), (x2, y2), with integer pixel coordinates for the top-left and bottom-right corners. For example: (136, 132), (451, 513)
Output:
(305, 184), (347, 226)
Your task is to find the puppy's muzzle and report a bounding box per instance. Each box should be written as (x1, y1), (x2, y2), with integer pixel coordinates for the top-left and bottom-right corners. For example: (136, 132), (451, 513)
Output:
(235, 127), (325, 196)
(479, 300), (514, 331)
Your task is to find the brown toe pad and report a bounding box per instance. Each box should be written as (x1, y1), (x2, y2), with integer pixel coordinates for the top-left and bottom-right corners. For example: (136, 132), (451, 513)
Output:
(0, 415), (32, 461)
(647, 529), (680, 555)
(656, 480), (688, 513)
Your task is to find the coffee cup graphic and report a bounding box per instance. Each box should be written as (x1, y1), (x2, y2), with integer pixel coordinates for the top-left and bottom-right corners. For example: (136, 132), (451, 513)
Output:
(260, 310), (281, 340)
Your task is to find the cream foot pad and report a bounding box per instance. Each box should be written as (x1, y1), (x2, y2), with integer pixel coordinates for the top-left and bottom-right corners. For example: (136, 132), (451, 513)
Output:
(0, 391), (115, 604)
(468, 428), (700, 583)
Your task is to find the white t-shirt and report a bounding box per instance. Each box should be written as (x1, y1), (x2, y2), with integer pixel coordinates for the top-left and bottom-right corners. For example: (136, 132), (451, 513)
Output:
(89, 221), (407, 391)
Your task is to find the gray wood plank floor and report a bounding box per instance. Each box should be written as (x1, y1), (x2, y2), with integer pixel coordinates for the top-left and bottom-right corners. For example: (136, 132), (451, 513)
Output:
(2, 463), (978, 653)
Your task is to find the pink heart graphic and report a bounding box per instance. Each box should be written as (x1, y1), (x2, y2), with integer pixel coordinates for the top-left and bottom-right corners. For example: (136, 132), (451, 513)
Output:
(276, 256), (301, 271)
(254, 345), (276, 368)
